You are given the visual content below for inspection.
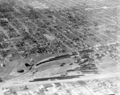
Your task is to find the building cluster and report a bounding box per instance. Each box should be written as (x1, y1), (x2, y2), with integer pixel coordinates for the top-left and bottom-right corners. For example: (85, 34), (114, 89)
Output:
(0, 1), (118, 62)
(86, 77), (120, 95)
(0, 0), (110, 61)
(95, 42), (120, 62)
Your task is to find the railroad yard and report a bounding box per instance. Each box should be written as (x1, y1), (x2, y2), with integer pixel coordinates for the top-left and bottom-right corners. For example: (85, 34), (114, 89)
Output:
(0, 0), (120, 94)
